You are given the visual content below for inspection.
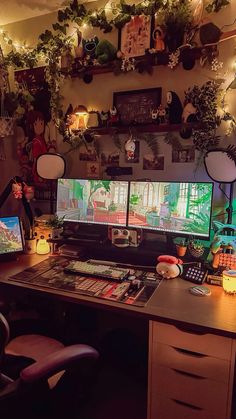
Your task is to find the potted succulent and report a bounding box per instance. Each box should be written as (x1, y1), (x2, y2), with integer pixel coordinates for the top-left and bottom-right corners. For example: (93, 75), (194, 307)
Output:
(188, 239), (205, 258)
(175, 238), (188, 257)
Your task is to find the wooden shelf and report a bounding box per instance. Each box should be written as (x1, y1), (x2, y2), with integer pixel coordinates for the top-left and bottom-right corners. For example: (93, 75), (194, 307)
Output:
(66, 47), (203, 78)
(86, 122), (200, 135)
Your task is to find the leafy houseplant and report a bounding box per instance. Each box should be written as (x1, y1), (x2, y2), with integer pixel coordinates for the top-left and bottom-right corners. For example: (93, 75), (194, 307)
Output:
(184, 80), (222, 152)
(45, 215), (65, 239)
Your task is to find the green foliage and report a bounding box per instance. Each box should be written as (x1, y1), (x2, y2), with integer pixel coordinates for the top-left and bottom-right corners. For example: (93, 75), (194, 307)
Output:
(184, 212), (211, 235)
(130, 194), (140, 205)
(184, 81), (222, 152)
(205, 0), (230, 13)
(45, 215), (65, 228)
(141, 134), (160, 158)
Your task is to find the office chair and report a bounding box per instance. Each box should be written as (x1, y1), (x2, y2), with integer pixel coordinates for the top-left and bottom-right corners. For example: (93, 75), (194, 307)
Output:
(0, 312), (99, 418)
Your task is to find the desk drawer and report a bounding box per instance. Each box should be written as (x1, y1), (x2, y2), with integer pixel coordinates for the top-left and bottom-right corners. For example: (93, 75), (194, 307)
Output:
(151, 321), (232, 360)
(150, 396), (224, 419)
(152, 341), (230, 382)
(151, 364), (228, 417)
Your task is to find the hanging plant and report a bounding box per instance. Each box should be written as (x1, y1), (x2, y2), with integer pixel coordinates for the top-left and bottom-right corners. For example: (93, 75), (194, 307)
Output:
(184, 80), (222, 152)
(141, 133), (160, 159)
(205, 0), (230, 13)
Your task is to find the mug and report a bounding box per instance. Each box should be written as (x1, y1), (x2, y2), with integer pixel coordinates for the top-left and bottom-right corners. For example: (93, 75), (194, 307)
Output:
(24, 238), (37, 255)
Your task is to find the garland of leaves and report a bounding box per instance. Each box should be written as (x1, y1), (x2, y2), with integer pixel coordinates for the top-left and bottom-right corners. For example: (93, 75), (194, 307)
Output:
(0, 0), (233, 154)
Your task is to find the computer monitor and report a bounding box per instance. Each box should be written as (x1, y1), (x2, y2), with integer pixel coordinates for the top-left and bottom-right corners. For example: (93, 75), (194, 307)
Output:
(128, 181), (213, 239)
(0, 216), (24, 256)
(56, 179), (129, 227)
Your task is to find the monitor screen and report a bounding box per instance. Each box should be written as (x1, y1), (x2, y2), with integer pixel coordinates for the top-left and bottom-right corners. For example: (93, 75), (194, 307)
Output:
(56, 179), (129, 227)
(0, 216), (24, 255)
(128, 181), (213, 239)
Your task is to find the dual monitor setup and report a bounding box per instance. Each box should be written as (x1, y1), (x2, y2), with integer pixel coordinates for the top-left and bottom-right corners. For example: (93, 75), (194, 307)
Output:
(0, 179), (213, 258)
(56, 179), (214, 240)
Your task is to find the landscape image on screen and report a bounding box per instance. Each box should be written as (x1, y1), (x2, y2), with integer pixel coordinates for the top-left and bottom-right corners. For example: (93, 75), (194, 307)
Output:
(57, 179), (129, 226)
(0, 216), (24, 255)
(128, 181), (213, 238)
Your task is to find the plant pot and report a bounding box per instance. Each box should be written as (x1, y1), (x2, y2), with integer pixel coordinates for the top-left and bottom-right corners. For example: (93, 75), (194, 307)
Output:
(176, 244), (187, 257)
(166, 29), (185, 52)
(51, 227), (63, 240)
(188, 246), (204, 258)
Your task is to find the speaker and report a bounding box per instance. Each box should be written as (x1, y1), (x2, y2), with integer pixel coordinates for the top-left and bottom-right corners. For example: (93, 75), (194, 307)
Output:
(111, 228), (143, 248)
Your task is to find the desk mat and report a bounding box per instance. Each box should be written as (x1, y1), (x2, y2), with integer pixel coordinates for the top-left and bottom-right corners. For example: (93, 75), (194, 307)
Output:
(8, 257), (161, 307)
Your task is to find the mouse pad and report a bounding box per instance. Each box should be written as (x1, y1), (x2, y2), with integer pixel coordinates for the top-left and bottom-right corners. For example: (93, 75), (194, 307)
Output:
(9, 257), (161, 307)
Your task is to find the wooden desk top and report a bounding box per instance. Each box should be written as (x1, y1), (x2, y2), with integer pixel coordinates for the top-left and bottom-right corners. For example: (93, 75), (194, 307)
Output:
(0, 254), (236, 339)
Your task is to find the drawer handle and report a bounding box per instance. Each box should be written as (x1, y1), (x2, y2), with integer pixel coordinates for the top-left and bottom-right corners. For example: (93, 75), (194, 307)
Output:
(172, 399), (203, 411)
(173, 346), (207, 358)
(172, 368), (206, 380)
(174, 325), (206, 336)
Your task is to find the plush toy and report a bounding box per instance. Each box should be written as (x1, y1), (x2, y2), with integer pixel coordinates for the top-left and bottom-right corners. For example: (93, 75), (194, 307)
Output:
(125, 137), (136, 160)
(166, 91), (183, 124)
(95, 40), (117, 65)
(82, 36), (99, 59)
(156, 255), (183, 279)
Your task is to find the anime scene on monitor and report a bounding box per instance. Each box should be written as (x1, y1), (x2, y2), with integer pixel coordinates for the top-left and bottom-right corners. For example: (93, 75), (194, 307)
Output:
(128, 182), (213, 237)
(0, 217), (24, 255)
(57, 179), (129, 226)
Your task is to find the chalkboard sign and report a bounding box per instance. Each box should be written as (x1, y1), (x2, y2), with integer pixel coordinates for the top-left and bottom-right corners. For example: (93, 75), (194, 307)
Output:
(113, 88), (162, 125)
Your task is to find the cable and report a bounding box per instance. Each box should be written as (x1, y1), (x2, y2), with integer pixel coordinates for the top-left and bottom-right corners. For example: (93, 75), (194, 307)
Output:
(219, 183), (230, 201)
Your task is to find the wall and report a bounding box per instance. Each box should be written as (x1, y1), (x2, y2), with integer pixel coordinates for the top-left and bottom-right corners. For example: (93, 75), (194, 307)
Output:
(0, 2), (235, 224)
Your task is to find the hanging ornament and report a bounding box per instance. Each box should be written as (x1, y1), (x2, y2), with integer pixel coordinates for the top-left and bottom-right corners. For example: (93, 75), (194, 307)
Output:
(12, 181), (23, 199)
(125, 136), (136, 160)
(23, 184), (34, 202)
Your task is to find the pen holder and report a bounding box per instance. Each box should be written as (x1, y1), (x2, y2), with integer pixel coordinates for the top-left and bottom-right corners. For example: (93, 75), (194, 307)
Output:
(24, 238), (37, 254)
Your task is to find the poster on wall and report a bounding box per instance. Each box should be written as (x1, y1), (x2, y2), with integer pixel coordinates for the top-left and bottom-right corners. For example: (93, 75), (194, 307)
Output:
(118, 15), (153, 58)
(172, 147), (195, 163)
(14, 66), (54, 198)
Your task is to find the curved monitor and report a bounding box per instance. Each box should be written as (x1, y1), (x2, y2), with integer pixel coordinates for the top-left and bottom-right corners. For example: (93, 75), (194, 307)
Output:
(128, 181), (213, 239)
(56, 179), (129, 227)
(0, 216), (24, 256)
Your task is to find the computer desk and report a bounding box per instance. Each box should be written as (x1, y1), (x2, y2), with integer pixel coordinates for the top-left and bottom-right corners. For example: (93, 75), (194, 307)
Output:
(0, 253), (236, 419)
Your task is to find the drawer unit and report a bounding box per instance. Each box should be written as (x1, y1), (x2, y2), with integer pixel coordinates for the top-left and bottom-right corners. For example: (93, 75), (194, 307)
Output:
(152, 321), (232, 360)
(154, 396), (223, 419)
(148, 321), (235, 419)
(152, 341), (230, 382)
(150, 364), (228, 418)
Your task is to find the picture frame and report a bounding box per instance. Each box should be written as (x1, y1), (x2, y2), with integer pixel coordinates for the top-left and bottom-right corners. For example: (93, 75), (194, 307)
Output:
(118, 15), (153, 58)
(113, 87), (162, 125)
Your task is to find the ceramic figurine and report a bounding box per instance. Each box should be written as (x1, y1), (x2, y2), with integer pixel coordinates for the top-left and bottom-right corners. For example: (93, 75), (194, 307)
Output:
(158, 104), (166, 124)
(100, 110), (109, 127)
(108, 107), (119, 126)
(166, 91), (183, 124)
(151, 108), (159, 123)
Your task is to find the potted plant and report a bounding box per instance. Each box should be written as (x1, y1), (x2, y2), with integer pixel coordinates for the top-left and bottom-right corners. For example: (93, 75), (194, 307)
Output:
(188, 239), (205, 258)
(45, 215), (65, 239)
(175, 238), (188, 257)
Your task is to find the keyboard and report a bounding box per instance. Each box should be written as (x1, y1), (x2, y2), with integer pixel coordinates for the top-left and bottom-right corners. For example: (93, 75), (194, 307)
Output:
(64, 260), (130, 282)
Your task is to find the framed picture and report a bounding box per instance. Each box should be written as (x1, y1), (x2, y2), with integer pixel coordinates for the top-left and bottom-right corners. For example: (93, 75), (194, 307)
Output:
(113, 87), (162, 125)
(118, 15), (153, 58)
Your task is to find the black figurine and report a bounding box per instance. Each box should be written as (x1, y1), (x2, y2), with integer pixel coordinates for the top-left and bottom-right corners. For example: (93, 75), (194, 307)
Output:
(166, 91), (183, 124)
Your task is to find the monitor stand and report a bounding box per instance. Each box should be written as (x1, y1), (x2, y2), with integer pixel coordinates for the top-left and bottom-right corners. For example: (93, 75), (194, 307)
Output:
(69, 224), (107, 244)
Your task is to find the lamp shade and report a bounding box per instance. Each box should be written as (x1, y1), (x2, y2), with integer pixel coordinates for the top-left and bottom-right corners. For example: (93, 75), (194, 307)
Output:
(204, 149), (236, 183)
(74, 105), (88, 115)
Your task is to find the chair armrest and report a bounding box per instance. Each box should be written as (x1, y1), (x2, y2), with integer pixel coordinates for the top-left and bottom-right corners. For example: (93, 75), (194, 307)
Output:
(20, 344), (99, 384)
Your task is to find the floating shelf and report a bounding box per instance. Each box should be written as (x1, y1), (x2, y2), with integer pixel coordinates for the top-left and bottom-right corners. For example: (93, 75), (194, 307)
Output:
(66, 47), (204, 78)
(86, 122), (200, 135)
